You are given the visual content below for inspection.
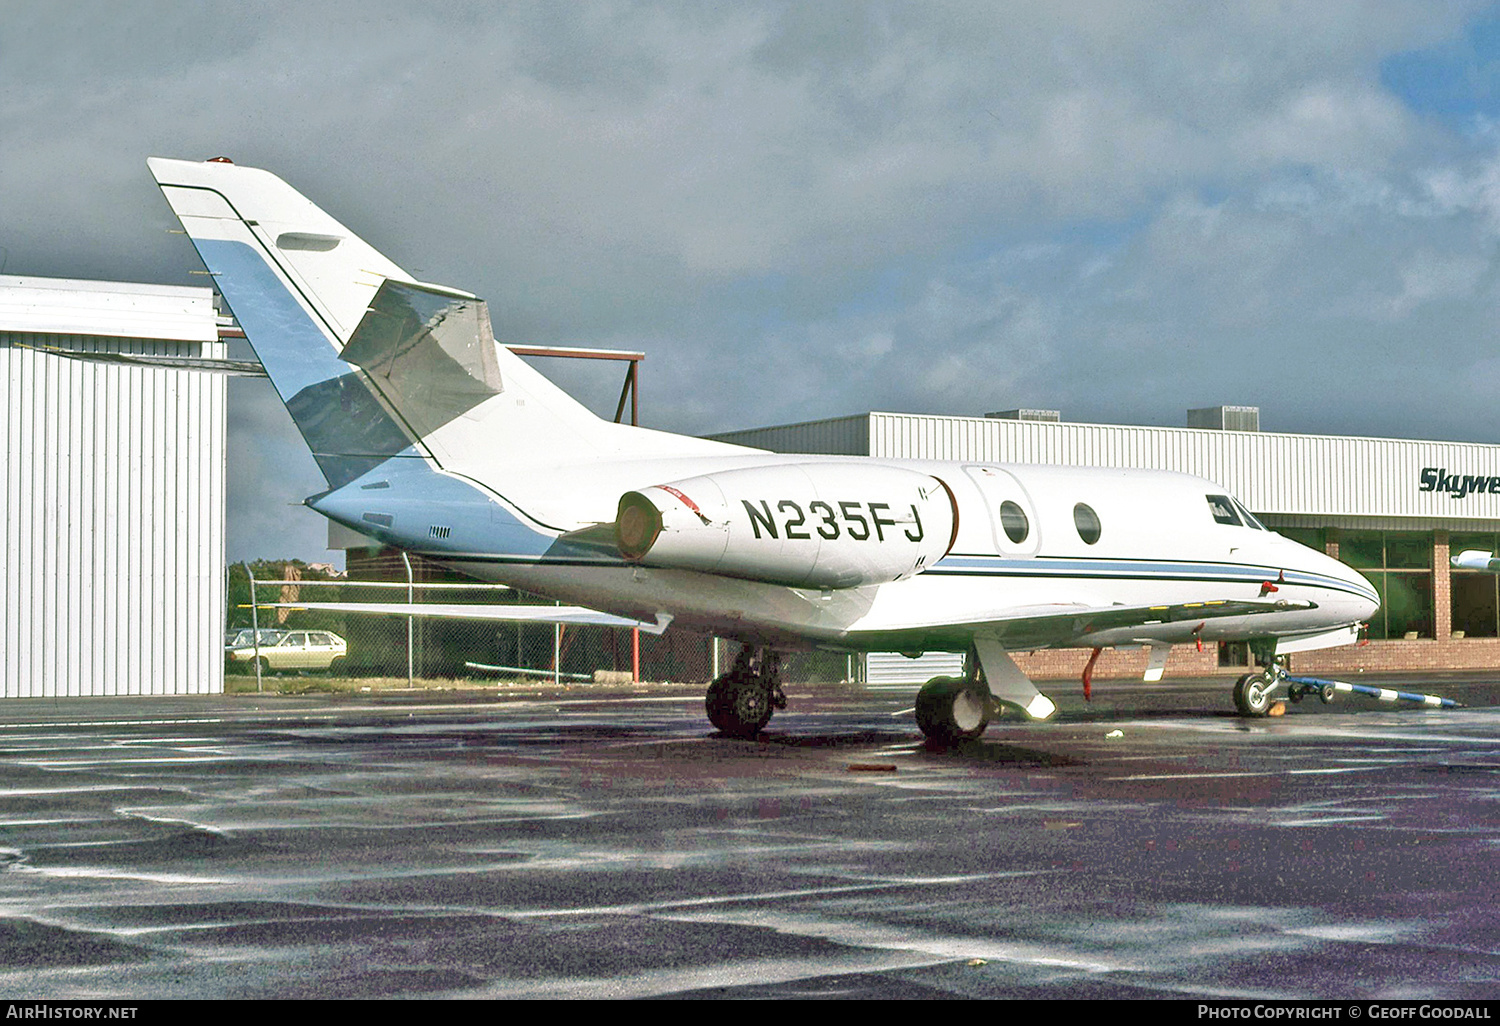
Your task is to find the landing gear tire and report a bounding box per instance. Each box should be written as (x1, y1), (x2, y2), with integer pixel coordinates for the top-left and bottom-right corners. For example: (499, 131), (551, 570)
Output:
(1319, 683), (1337, 705)
(916, 676), (990, 743)
(706, 673), (733, 733)
(706, 671), (772, 739)
(1233, 671), (1275, 717)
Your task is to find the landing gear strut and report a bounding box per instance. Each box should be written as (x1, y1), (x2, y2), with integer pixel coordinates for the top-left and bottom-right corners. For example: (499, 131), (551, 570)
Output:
(1234, 640), (1286, 718)
(705, 646), (786, 738)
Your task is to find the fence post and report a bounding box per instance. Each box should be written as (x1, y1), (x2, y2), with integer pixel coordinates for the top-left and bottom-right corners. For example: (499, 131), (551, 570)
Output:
(402, 551), (414, 688)
(247, 562), (262, 694)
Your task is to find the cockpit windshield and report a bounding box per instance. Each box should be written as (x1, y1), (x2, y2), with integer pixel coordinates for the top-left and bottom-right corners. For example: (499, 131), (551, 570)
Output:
(1232, 497), (1265, 530)
(1206, 495), (1240, 526)
(1207, 494), (1266, 529)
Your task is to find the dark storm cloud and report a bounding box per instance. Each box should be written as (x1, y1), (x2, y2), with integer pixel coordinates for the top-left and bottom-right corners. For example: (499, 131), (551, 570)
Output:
(4, 1), (1500, 559)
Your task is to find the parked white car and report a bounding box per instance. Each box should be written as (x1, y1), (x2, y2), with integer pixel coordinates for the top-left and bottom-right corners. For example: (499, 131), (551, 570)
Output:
(224, 628), (284, 652)
(227, 630), (347, 674)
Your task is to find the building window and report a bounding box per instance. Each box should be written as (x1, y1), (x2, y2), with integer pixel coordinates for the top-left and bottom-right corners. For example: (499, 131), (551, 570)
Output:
(1450, 532), (1500, 638)
(1275, 527), (1325, 551)
(1340, 531), (1434, 640)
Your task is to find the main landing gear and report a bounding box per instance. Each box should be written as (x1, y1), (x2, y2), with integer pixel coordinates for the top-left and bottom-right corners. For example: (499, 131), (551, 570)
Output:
(703, 639), (1059, 743)
(705, 646), (787, 739)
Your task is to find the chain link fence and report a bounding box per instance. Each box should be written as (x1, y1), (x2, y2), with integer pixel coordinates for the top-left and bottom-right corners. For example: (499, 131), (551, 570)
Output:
(227, 556), (857, 686)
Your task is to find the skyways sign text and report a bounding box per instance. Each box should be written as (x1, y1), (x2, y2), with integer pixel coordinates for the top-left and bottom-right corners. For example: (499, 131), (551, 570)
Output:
(1419, 467), (1500, 499)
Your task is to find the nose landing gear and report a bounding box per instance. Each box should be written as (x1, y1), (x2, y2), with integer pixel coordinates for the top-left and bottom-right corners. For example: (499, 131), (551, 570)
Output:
(1232, 665), (1283, 716)
(1234, 640), (1294, 717)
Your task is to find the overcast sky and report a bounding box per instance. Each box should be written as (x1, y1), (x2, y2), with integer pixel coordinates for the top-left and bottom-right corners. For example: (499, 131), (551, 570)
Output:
(9, 2), (1500, 564)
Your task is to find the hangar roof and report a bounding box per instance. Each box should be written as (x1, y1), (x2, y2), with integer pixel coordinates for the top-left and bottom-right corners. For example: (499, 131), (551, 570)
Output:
(0, 274), (217, 343)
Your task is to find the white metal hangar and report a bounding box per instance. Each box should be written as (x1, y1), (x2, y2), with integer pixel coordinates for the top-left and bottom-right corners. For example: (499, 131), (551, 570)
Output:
(0, 275), (227, 697)
(711, 407), (1500, 683)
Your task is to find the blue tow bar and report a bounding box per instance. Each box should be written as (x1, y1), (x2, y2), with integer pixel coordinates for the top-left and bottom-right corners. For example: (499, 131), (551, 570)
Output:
(1282, 674), (1463, 709)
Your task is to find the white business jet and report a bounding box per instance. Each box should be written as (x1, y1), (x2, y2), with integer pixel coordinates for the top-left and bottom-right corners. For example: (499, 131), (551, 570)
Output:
(148, 157), (1379, 741)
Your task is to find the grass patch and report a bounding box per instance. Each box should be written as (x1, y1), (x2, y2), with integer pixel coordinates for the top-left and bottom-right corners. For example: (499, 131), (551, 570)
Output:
(220, 673), (703, 695)
(224, 674), (513, 695)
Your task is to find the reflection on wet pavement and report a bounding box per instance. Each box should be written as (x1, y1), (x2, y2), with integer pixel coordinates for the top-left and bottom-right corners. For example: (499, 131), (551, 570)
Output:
(0, 678), (1497, 998)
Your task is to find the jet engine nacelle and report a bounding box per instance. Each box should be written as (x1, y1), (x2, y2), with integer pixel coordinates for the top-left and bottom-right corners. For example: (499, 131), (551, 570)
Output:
(614, 463), (958, 589)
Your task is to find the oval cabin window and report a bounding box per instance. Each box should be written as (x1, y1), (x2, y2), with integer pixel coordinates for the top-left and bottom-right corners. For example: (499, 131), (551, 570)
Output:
(999, 501), (1030, 544)
(1074, 503), (1101, 545)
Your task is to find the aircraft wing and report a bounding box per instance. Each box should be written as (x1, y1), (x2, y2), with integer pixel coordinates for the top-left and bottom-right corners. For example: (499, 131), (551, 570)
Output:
(258, 602), (673, 634)
(944, 596), (1317, 644)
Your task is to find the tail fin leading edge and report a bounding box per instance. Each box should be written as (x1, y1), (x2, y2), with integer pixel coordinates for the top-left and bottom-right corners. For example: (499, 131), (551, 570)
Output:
(148, 157), (433, 486)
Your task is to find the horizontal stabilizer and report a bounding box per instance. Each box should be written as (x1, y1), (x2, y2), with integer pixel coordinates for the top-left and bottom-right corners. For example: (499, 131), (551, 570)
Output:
(259, 601), (673, 634)
(12, 341), (268, 376)
(341, 279), (504, 438)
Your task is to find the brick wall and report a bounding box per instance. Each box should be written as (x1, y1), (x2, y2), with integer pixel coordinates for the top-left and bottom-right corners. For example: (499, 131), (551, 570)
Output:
(1013, 635), (1500, 683)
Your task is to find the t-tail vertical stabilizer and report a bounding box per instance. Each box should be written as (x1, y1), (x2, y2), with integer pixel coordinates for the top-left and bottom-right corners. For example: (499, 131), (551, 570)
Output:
(149, 156), (435, 488)
(147, 156), (641, 491)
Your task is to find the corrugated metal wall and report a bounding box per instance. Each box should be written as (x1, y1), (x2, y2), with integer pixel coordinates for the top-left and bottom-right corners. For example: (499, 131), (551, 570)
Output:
(1, 333), (226, 697)
(706, 410), (1500, 524)
(709, 414), (871, 455)
(866, 412), (1500, 525)
(866, 651), (964, 684)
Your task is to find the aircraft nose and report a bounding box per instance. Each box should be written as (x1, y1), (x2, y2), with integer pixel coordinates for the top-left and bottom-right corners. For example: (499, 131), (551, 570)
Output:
(1329, 554), (1380, 624)
(1357, 579), (1381, 623)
